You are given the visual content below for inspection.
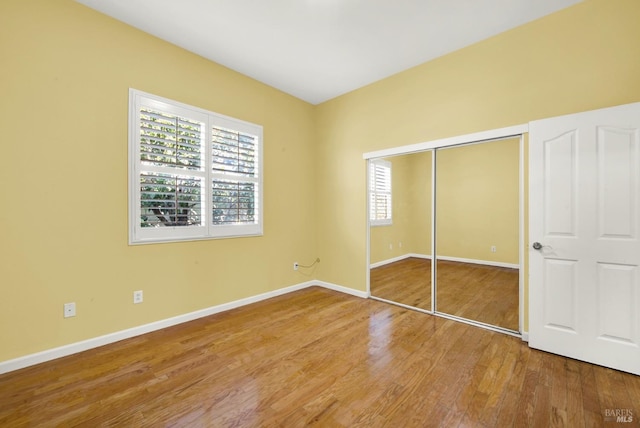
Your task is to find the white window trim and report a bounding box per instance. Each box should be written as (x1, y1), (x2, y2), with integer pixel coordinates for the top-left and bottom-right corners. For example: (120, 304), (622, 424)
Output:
(369, 159), (392, 227)
(128, 89), (263, 245)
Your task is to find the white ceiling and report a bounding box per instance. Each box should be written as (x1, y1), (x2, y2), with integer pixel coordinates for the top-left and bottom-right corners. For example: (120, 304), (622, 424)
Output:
(76, 0), (582, 105)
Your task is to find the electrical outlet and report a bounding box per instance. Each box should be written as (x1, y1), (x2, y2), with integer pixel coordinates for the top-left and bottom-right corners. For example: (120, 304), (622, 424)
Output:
(293, 262), (299, 271)
(133, 290), (143, 304)
(64, 302), (76, 318)
(491, 246), (497, 253)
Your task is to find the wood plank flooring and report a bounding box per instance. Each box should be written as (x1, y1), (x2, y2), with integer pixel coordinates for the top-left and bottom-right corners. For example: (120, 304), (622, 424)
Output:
(370, 257), (432, 310)
(371, 258), (519, 331)
(437, 260), (519, 331)
(1, 287), (638, 427)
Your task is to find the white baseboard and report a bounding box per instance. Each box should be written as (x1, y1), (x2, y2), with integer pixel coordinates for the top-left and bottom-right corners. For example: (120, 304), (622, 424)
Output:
(436, 255), (519, 270)
(315, 280), (369, 298)
(370, 253), (431, 269)
(370, 254), (517, 270)
(521, 332), (529, 342)
(370, 254), (409, 269)
(0, 280), (363, 375)
(408, 253), (432, 261)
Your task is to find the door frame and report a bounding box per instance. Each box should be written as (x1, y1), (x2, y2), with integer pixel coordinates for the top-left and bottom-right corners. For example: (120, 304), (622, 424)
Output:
(364, 123), (528, 337)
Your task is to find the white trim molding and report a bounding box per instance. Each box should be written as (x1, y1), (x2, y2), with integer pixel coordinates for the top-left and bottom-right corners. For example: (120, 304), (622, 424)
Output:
(369, 253), (431, 269)
(0, 281), (365, 375)
(436, 255), (519, 270)
(363, 123), (528, 160)
(315, 281), (369, 298)
(370, 254), (518, 270)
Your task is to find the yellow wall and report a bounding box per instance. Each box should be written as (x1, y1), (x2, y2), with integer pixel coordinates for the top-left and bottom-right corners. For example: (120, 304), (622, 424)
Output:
(2, 0), (640, 364)
(436, 138), (519, 264)
(370, 152), (432, 264)
(371, 140), (518, 266)
(0, 0), (317, 362)
(315, 0), (640, 332)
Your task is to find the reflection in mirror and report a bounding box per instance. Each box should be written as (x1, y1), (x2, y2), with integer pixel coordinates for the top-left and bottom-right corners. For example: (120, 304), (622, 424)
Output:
(435, 138), (519, 331)
(369, 151), (432, 311)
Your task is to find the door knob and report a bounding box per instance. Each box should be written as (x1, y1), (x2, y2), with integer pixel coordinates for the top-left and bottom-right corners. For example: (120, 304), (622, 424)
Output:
(532, 242), (543, 250)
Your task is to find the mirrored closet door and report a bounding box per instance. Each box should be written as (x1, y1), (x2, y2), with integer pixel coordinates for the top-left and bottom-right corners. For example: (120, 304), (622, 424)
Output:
(435, 138), (520, 331)
(369, 151), (432, 311)
(368, 137), (520, 333)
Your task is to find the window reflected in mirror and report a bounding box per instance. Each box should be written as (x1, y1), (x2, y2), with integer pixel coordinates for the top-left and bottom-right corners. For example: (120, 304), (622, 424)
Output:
(368, 137), (520, 333)
(369, 151), (432, 311)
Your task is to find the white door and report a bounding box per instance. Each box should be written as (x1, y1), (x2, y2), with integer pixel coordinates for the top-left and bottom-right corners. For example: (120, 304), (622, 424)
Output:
(529, 102), (640, 375)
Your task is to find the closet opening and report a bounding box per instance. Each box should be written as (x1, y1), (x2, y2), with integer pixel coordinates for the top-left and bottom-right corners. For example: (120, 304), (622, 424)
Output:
(364, 125), (526, 336)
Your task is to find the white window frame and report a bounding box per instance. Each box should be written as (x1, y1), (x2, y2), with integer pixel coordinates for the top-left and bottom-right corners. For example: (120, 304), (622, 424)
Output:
(369, 159), (392, 226)
(128, 89), (263, 244)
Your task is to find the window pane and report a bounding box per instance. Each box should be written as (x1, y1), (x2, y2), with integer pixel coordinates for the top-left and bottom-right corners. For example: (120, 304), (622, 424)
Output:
(372, 165), (391, 192)
(212, 127), (257, 176)
(372, 194), (391, 219)
(130, 90), (264, 243)
(140, 108), (203, 170)
(140, 172), (203, 227)
(212, 179), (256, 225)
(369, 160), (392, 223)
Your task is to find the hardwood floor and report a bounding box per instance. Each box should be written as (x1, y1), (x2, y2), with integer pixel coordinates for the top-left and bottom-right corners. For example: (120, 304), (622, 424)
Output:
(370, 257), (431, 310)
(1, 287), (638, 427)
(437, 260), (519, 331)
(371, 258), (519, 331)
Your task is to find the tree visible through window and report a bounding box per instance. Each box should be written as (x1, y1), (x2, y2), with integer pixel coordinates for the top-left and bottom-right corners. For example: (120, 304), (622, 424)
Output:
(129, 89), (263, 244)
(139, 109), (204, 228)
(211, 127), (257, 225)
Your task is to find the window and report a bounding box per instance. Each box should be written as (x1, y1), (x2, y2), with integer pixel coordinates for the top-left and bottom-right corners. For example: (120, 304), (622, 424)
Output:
(129, 89), (263, 244)
(369, 159), (392, 226)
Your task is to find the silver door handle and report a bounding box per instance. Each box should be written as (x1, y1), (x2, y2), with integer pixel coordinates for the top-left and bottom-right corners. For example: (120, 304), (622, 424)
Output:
(532, 242), (543, 250)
